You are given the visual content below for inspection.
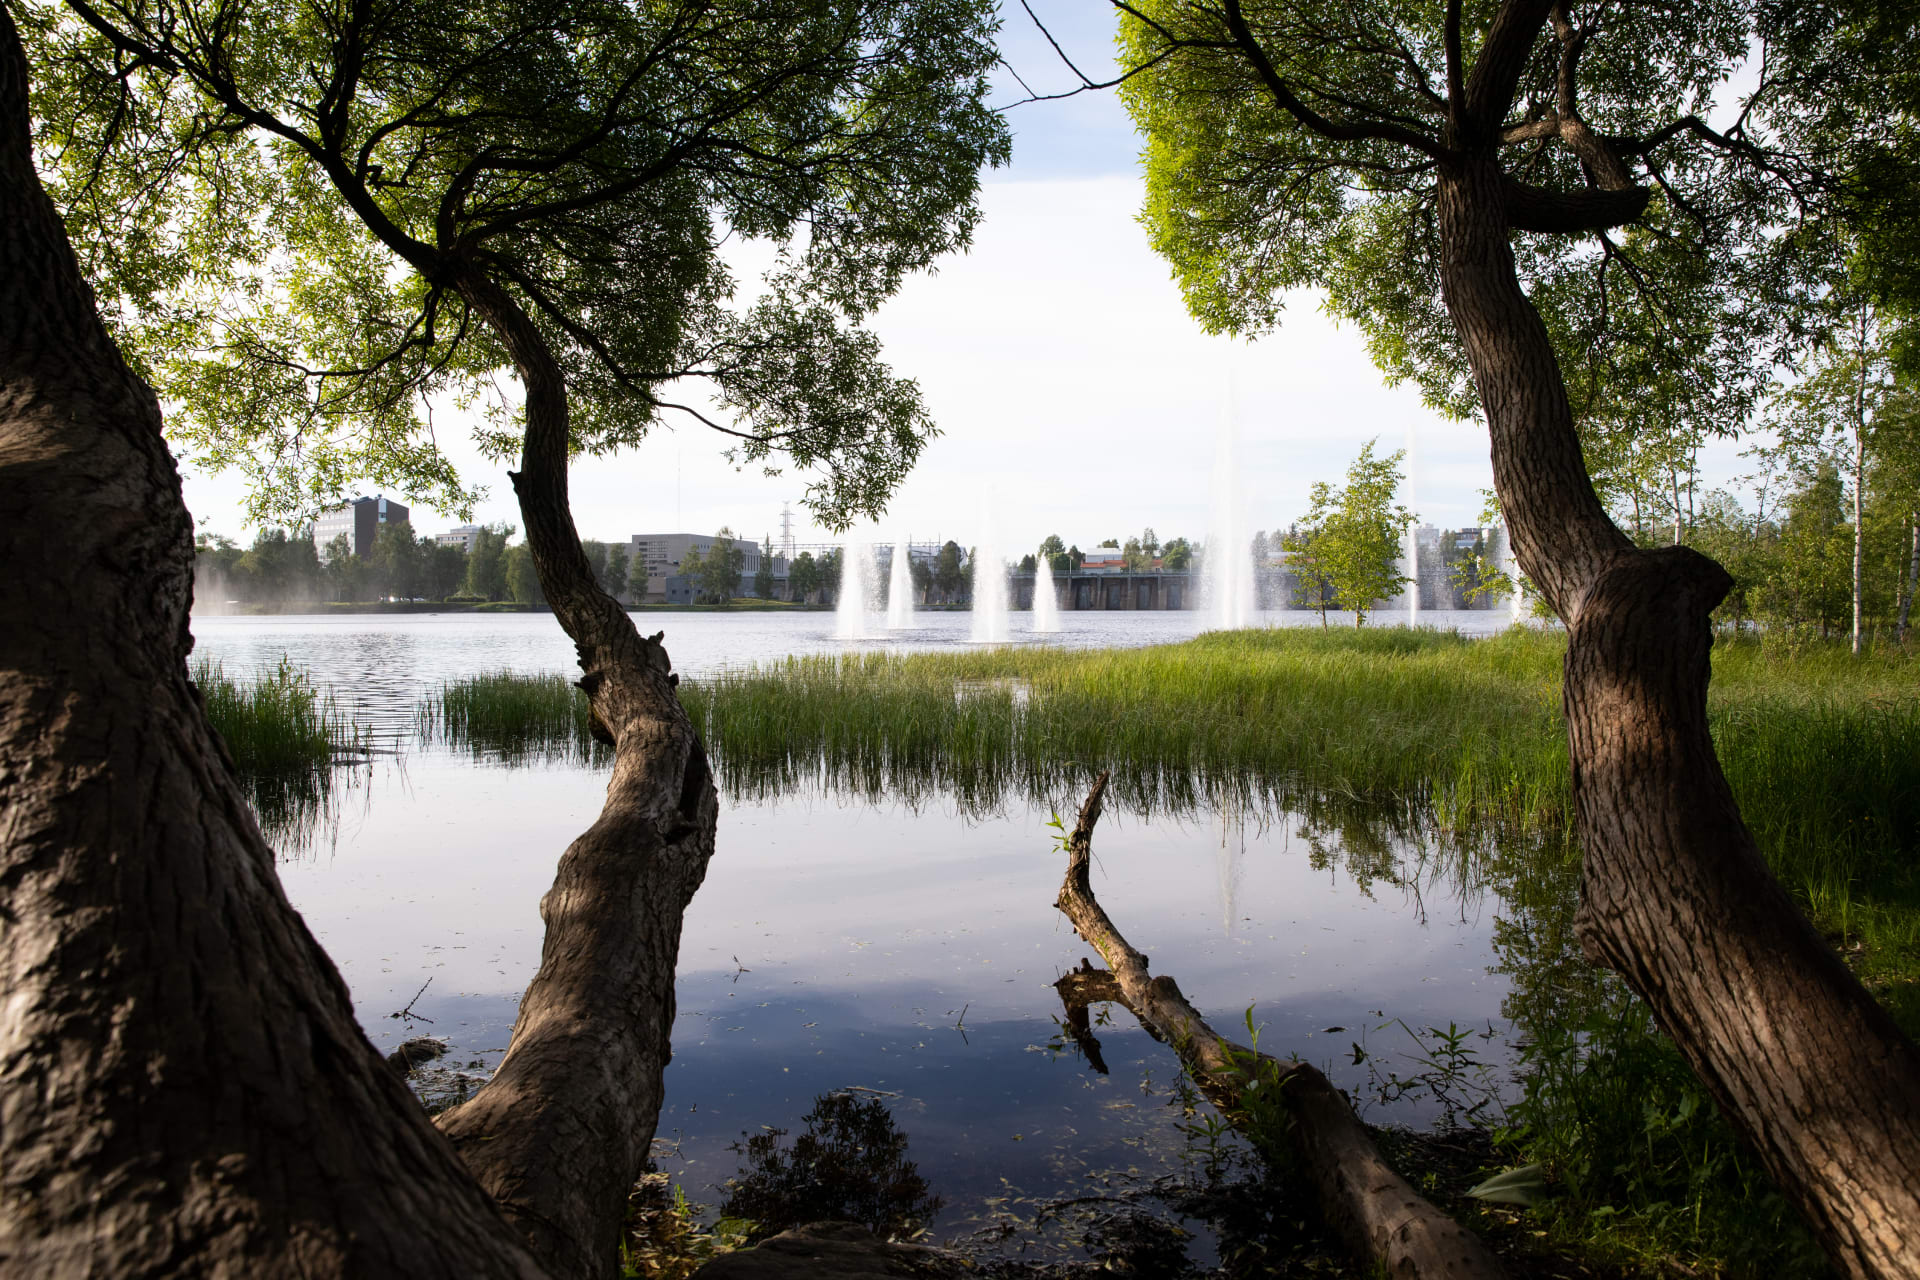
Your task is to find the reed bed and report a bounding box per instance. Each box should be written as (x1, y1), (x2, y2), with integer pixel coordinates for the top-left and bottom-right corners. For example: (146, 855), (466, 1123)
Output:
(419, 670), (611, 767)
(193, 655), (369, 846)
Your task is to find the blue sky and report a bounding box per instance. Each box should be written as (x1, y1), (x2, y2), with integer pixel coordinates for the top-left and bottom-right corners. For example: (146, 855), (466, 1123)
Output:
(180, 4), (1744, 556)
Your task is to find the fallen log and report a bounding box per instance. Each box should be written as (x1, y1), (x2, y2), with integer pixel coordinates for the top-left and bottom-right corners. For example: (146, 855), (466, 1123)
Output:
(1052, 772), (1507, 1280)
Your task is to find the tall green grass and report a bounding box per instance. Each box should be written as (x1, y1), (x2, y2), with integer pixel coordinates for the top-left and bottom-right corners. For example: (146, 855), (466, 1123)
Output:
(419, 671), (611, 766)
(193, 655), (368, 846)
(419, 628), (1918, 1275)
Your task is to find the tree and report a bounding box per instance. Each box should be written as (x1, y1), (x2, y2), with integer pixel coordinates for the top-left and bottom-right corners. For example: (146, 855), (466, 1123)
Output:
(2, 2), (1008, 1275)
(789, 551), (821, 604)
(691, 529), (744, 605)
(605, 545), (630, 604)
(324, 532), (371, 601)
(1282, 442), (1410, 627)
(1038, 533), (1066, 560)
(1113, 3), (1920, 1270)
(462, 523), (513, 601)
(371, 522), (423, 600)
(1160, 536), (1192, 572)
(1771, 297), (1905, 652)
(1120, 536), (1148, 570)
(754, 537), (776, 600)
(424, 539), (469, 601)
(1066, 544), (1085, 571)
(1017, 552), (1037, 573)
(909, 554), (932, 602)
(818, 547), (843, 603)
(506, 542), (546, 609)
(1140, 526), (1160, 558)
(932, 540), (964, 602)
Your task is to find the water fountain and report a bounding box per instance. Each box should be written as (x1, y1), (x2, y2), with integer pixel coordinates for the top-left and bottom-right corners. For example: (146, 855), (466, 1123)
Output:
(1031, 548), (1061, 634)
(1205, 384), (1257, 629)
(1493, 524), (1521, 628)
(886, 533), (916, 629)
(1404, 424), (1420, 627)
(969, 508), (1009, 644)
(834, 539), (875, 640)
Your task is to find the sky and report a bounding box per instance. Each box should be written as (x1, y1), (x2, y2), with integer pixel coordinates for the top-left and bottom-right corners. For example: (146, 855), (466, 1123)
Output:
(179, 2), (1742, 556)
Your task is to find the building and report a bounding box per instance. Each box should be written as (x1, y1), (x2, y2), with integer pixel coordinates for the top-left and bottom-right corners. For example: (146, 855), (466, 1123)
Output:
(313, 495), (408, 560)
(628, 532), (784, 602)
(436, 524), (483, 554)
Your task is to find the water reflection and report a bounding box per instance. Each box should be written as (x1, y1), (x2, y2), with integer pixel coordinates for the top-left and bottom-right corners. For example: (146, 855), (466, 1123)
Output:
(720, 1090), (942, 1244)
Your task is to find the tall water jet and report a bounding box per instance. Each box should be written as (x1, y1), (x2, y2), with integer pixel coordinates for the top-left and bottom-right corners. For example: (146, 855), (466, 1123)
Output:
(1032, 548), (1061, 633)
(886, 533), (916, 629)
(1493, 524), (1521, 628)
(1205, 380), (1257, 629)
(969, 506), (1009, 643)
(835, 539), (875, 640)
(1404, 423), (1420, 627)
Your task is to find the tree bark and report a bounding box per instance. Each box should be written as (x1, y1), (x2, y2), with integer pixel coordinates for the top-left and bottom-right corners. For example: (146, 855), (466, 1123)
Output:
(0, 10), (716, 1277)
(1051, 774), (1507, 1280)
(432, 266), (719, 1280)
(1435, 137), (1920, 1280)
(0, 10), (545, 1275)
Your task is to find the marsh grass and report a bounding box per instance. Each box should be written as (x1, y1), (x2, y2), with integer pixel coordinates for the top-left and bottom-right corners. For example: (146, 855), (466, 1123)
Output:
(419, 627), (1916, 1276)
(420, 671), (612, 767)
(193, 655), (370, 846)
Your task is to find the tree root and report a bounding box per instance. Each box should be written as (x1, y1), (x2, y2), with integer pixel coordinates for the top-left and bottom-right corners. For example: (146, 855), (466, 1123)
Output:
(1050, 771), (1507, 1280)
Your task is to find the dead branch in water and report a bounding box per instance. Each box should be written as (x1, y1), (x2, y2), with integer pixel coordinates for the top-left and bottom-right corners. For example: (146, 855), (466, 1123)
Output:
(1051, 771), (1506, 1280)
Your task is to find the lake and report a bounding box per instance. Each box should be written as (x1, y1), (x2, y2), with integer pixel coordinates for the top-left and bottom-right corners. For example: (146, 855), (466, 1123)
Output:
(192, 608), (1537, 1262)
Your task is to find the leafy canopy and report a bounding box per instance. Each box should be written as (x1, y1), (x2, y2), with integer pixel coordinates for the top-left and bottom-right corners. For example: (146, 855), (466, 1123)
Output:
(1112, 1), (1901, 448)
(24, 0), (1009, 525)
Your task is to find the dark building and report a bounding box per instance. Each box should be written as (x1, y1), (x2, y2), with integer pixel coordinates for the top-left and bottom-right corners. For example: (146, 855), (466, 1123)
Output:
(313, 495), (409, 560)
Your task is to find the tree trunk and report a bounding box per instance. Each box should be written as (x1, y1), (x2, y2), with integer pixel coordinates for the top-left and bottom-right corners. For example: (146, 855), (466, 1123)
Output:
(1436, 149), (1920, 1280)
(0, 12), (716, 1277)
(425, 267), (718, 1280)
(0, 12), (545, 1275)
(1898, 516), (1918, 644)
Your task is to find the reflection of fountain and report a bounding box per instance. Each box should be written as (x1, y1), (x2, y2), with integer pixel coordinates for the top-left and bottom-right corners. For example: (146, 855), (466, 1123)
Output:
(1205, 382), (1256, 629)
(835, 540), (876, 640)
(1216, 807), (1244, 937)
(886, 533), (916, 630)
(1032, 549), (1061, 634)
(969, 505), (1009, 644)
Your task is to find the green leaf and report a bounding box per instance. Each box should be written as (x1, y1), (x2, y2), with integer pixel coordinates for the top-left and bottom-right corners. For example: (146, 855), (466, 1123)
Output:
(1465, 1164), (1552, 1208)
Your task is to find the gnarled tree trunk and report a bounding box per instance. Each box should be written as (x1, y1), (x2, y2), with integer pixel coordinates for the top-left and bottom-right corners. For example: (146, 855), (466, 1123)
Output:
(0, 9), (715, 1276)
(1436, 140), (1920, 1280)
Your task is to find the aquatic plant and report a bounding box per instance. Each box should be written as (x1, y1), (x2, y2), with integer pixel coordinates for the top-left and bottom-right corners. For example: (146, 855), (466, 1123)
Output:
(193, 655), (369, 847)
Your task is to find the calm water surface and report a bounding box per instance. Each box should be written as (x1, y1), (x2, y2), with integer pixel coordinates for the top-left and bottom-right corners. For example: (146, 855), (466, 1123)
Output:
(192, 610), (1530, 1254)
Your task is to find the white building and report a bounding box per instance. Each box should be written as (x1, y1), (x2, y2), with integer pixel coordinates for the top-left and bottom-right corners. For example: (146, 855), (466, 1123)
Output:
(436, 524), (483, 554)
(628, 532), (783, 602)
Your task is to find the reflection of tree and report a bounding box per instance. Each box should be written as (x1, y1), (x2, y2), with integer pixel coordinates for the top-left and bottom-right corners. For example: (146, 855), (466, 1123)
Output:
(721, 1092), (941, 1244)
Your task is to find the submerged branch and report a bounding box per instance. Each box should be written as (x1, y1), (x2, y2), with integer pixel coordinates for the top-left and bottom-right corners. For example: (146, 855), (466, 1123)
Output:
(1051, 771), (1507, 1280)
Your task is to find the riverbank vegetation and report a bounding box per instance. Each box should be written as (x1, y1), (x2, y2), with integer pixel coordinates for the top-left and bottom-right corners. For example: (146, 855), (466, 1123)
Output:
(192, 656), (369, 843)
(427, 626), (1920, 1275)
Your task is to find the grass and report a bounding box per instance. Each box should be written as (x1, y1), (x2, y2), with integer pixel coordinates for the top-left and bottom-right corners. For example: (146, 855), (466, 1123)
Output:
(193, 654), (369, 845)
(420, 625), (1920, 1277)
(419, 670), (611, 766)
